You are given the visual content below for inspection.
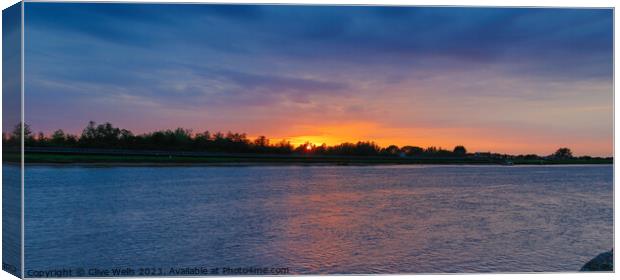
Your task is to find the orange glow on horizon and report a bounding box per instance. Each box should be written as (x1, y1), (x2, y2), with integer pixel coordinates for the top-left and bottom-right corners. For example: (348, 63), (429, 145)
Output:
(262, 122), (458, 151)
(247, 121), (612, 157)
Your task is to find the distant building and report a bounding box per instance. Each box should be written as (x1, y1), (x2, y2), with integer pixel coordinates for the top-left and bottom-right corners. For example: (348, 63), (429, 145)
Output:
(474, 152), (491, 157)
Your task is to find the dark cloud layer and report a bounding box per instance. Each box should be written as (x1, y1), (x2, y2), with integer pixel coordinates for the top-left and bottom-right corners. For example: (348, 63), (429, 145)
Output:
(26, 4), (612, 73)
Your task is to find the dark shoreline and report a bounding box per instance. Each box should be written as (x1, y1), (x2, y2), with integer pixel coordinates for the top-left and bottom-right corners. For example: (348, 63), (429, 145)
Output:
(3, 149), (613, 167)
(13, 163), (615, 168)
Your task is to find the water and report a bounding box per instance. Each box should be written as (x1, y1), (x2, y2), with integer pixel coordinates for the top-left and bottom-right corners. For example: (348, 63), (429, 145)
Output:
(2, 163), (22, 277)
(20, 164), (612, 274)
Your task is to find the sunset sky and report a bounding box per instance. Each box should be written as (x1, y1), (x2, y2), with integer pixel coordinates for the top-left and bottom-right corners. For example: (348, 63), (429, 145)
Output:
(23, 4), (613, 156)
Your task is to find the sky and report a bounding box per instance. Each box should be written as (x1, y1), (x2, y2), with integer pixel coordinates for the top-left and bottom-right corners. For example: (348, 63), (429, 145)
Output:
(2, 2), (21, 136)
(22, 4), (613, 156)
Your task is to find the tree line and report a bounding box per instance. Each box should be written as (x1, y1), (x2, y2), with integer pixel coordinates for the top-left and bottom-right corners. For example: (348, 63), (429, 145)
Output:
(2, 122), (584, 159)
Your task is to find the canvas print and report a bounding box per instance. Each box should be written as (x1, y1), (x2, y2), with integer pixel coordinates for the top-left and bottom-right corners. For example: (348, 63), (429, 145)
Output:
(2, 2), (23, 278)
(2, 2), (614, 277)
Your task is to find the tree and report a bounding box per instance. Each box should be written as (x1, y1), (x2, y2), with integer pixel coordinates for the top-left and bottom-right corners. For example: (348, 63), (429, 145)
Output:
(50, 129), (66, 146)
(12, 122), (31, 140)
(8, 122), (33, 146)
(401, 146), (424, 156)
(173, 128), (192, 148)
(253, 136), (269, 152)
(79, 121), (129, 148)
(553, 147), (573, 159)
(453, 145), (467, 156)
(295, 142), (315, 153)
(81, 121), (97, 140)
(36, 132), (48, 146)
(24, 121), (591, 161)
(65, 134), (78, 146)
(382, 145), (401, 156)
(273, 140), (293, 154)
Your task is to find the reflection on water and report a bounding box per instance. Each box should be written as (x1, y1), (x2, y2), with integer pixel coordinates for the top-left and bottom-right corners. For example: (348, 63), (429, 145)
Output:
(22, 165), (612, 273)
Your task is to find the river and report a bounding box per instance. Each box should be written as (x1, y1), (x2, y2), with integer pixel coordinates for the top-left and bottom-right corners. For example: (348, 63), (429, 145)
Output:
(17, 164), (612, 274)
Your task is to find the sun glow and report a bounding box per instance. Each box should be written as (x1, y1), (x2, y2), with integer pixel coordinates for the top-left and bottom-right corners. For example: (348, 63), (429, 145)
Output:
(285, 136), (331, 147)
(280, 122), (382, 147)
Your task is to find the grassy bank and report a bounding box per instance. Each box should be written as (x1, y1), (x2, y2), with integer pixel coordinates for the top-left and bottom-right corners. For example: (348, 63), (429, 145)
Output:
(19, 153), (489, 165)
(3, 151), (613, 166)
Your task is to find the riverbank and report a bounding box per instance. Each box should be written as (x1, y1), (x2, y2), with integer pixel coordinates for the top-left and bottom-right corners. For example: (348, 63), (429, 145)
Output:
(3, 150), (613, 166)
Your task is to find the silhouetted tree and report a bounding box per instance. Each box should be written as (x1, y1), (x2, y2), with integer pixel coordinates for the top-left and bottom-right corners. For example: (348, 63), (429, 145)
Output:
(453, 145), (467, 156)
(254, 136), (269, 148)
(50, 130), (66, 146)
(295, 142), (317, 154)
(18, 122), (601, 161)
(517, 154), (540, 160)
(79, 121), (123, 148)
(552, 147), (573, 159)
(36, 132), (48, 146)
(272, 140), (293, 154)
(401, 146), (424, 156)
(6, 122), (33, 146)
(381, 145), (401, 156)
